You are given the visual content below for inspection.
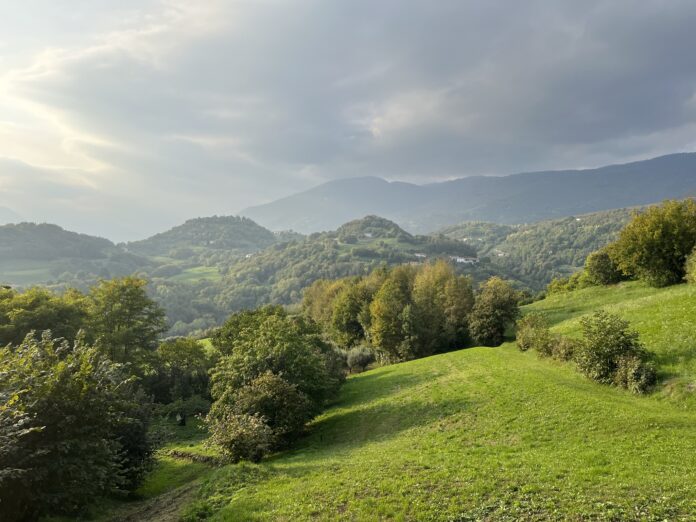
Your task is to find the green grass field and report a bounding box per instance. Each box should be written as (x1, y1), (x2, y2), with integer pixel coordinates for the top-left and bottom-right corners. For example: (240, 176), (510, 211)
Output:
(169, 266), (222, 283)
(99, 282), (696, 521)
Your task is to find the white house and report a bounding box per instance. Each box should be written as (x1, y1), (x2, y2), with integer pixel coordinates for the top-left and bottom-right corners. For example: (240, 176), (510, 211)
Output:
(451, 256), (479, 265)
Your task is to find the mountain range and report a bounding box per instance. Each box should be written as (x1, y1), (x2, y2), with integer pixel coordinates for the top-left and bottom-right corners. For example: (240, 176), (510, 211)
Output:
(242, 152), (696, 233)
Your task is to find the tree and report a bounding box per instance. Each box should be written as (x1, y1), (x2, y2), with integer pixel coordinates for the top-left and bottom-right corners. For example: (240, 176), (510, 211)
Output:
(368, 266), (415, 360)
(211, 305), (286, 356)
(468, 277), (520, 346)
(608, 199), (696, 287)
(330, 282), (371, 348)
(584, 249), (624, 286)
(220, 372), (313, 443)
(150, 338), (213, 403)
(0, 332), (153, 520)
(87, 277), (166, 365)
(0, 287), (87, 346)
(211, 314), (343, 416)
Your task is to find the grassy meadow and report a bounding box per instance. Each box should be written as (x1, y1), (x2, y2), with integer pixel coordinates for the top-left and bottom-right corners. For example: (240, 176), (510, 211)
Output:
(94, 282), (696, 521)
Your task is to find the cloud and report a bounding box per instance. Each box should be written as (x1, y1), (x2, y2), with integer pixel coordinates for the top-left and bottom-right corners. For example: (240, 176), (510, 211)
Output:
(2, 0), (696, 239)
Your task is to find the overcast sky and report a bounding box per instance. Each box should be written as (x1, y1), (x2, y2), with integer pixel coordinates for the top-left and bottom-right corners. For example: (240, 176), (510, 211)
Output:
(2, 1), (696, 240)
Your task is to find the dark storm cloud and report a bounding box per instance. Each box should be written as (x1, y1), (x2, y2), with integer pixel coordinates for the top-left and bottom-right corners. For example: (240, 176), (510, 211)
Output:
(3, 0), (696, 239)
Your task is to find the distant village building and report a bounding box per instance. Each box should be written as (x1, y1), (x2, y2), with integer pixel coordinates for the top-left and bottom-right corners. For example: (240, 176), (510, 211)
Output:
(414, 253), (427, 259)
(364, 232), (373, 238)
(450, 256), (479, 265)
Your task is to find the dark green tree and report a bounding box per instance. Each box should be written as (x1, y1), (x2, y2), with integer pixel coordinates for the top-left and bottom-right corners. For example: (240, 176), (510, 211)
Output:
(608, 199), (696, 287)
(468, 277), (520, 347)
(87, 277), (166, 365)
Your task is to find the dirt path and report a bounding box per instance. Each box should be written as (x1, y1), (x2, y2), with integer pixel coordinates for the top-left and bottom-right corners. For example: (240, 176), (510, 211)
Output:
(105, 480), (200, 522)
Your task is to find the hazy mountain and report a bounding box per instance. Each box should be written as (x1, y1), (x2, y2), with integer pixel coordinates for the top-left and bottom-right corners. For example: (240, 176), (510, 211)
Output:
(0, 223), (114, 261)
(242, 153), (696, 233)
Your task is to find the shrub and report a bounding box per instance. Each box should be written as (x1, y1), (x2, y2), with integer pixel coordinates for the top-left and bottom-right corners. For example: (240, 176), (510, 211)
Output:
(613, 354), (657, 394)
(575, 311), (654, 392)
(206, 409), (274, 463)
(686, 247), (696, 284)
(346, 346), (376, 372)
(0, 332), (153, 520)
(226, 372), (313, 444)
(469, 278), (520, 347)
(608, 199), (696, 287)
(584, 249), (625, 286)
(551, 336), (579, 362)
(516, 313), (552, 355)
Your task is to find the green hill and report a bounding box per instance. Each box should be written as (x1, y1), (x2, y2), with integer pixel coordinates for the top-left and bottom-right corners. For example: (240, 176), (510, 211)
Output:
(103, 281), (696, 520)
(215, 216), (490, 310)
(127, 216), (279, 258)
(442, 208), (633, 289)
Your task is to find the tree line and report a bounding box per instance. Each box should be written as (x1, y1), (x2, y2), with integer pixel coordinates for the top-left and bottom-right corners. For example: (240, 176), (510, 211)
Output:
(302, 260), (522, 366)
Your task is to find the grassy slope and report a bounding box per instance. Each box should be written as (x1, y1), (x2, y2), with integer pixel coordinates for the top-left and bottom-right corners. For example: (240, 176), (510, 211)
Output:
(526, 282), (696, 386)
(189, 345), (696, 521)
(183, 284), (696, 521)
(109, 282), (696, 521)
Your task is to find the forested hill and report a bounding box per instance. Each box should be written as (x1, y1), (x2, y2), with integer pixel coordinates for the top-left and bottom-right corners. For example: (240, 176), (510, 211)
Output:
(214, 216), (489, 312)
(0, 223), (115, 260)
(126, 215), (279, 257)
(241, 152), (696, 233)
(441, 208), (634, 289)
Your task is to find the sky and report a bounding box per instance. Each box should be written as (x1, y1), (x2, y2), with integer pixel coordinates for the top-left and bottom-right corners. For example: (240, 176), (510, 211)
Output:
(2, 0), (696, 241)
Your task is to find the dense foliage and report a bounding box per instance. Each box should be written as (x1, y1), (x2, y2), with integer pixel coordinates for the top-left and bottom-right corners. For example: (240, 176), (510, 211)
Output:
(0, 287), (87, 346)
(608, 199), (696, 287)
(0, 333), (153, 520)
(207, 308), (345, 462)
(468, 277), (521, 346)
(304, 261), (476, 362)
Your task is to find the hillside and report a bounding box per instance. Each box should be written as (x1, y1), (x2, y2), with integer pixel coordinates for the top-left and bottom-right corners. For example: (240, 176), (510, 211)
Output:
(242, 152), (696, 233)
(214, 216), (496, 311)
(127, 216), (278, 258)
(441, 208), (633, 289)
(106, 282), (696, 520)
(0, 223), (151, 286)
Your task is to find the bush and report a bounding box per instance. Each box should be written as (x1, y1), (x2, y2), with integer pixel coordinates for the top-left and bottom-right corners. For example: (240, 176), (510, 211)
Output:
(206, 408), (274, 463)
(575, 311), (654, 392)
(0, 332), (153, 520)
(551, 336), (579, 362)
(469, 277), (520, 347)
(584, 249), (625, 286)
(226, 372), (314, 444)
(613, 355), (657, 394)
(346, 346), (376, 372)
(516, 313), (552, 355)
(686, 248), (696, 284)
(608, 199), (696, 287)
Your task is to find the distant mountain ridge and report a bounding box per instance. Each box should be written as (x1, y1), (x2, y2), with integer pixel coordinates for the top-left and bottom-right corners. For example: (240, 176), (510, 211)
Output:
(241, 152), (696, 233)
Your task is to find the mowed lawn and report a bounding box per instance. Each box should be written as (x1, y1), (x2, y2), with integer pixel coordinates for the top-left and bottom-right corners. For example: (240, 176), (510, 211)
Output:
(186, 343), (696, 520)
